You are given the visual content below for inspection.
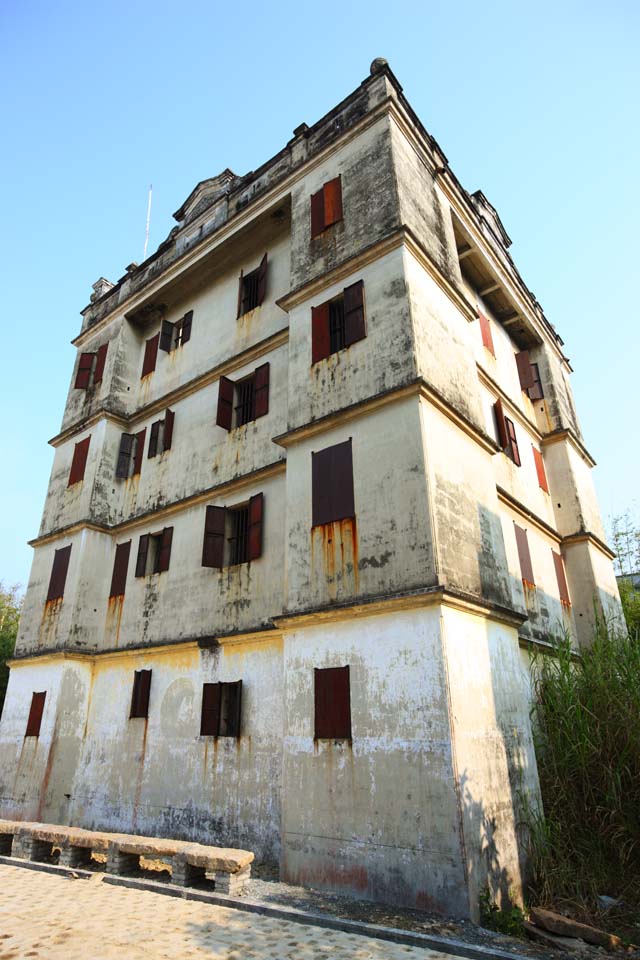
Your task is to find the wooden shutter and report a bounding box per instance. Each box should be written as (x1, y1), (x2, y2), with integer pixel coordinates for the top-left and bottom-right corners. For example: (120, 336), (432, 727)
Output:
(552, 550), (571, 605)
(478, 311), (495, 356)
(216, 376), (234, 431)
(159, 319), (174, 352)
(109, 540), (131, 598)
(46, 545), (72, 602)
(248, 493), (264, 561)
(163, 408), (175, 450)
(254, 363), (270, 418)
(75, 352), (94, 389)
(311, 303), (331, 364)
(130, 669), (152, 719)
(236, 270), (244, 318)
(158, 527), (173, 573)
(343, 280), (366, 347)
(324, 176), (343, 227)
(135, 535), (150, 577)
(116, 433), (134, 478)
(132, 428), (146, 476)
(314, 666), (351, 739)
(200, 683), (221, 736)
(505, 418), (521, 466)
(68, 436), (91, 486)
(202, 506), (226, 568)
(25, 692), (46, 737)
(515, 350), (535, 391)
(514, 524), (535, 587)
(181, 310), (193, 344)
(141, 333), (159, 377)
(257, 253), (268, 306)
(312, 439), (355, 527)
(528, 363), (544, 401)
(493, 399), (509, 449)
(148, 421), (160, 458)
(227, 680), (243, 737)
(310, 188), (325, 238)
(532, 447), (549, 492)
(93, 343), (108, 384)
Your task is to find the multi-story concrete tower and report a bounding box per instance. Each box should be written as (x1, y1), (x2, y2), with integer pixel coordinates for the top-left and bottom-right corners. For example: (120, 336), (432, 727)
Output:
(0, 60), (621, 917)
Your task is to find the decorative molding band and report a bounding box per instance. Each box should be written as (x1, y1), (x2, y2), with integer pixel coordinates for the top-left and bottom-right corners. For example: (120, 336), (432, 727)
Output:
(539, 428), (597, 468)
(496, 486), (562, 544)
(561, 530), (616, 561)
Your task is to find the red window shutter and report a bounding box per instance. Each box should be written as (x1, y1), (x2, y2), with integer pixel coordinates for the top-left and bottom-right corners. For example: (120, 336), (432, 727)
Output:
(135, 535), (150, 577)
(254, 363), (270, 418)
(25, 692), (46, 737)
(68, 436), (91, 486)
(314, 666), (351, 739)
(312, 439), (355, 527)
(248, 493), (264, 561)
(163, 408), (175, 450)
(46, 545), (72, 602)
(201, 683), (221, 736)
(93, 343), (108, 384)
(228, 680), (242, 737)
(257, 253), (268, 306)
(133, 428), (146, 476)
(181, 311), (193, 344)
(202, 505), (226, 568)
(216, 376), (234, 431)
(515, 350), (535, 391)
(478, 311), (495, 356)
(311, 303), (331, 364)
(159, 319), (174, 352)
(505, 418), (521, 466)
(130, 669), (152, 719)
(533, 447), (549, 492)
(324, 176), (343, 227)
(514, 524), (535, 587)
(493, 399), (508, 449)
(148, 421), (160, 459)
(343, 280), (366, 347)
(141, 333), (159, 378)
(158, 527), (173, 573)
(75, 352), (95, 390)
(310, 188), (325, 238)
(552, 549), (571, 605)
(109, 540), (131, 598)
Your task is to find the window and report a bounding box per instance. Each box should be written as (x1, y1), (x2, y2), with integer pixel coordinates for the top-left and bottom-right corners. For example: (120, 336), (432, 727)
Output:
(237, 254), (268, 317)
(68, 436), (91, 486)
(200, 681), (242, 737)
(312, 440), (355, 527)
(552, 550), (571, 607)
(515, 350), (544, 400)
(159, 311), (193, 353)
(532, 446), (549, 493)
(477, 310), (495, 357)
(216, 363), (269, 430)
(148, 409), (175, 458)
(314, 666), (351, 740)
(514, 523), (535, 589)
(528, 363), (544, 400)
(130, 670), (152, 719)
(116, 429), (146, 479)
(46, 545), (72, 602)
(109, 540), (132, 598)
(141, 333), (159, 378)
(135, 527), (173, 577)
(311, 175), (343, 238)
(25, 692), (46, 737)
(493, 400), (521, 465)
(74, 343), (108, 390)
(312, 281), (365, 363)
(202, 494), (264, 568)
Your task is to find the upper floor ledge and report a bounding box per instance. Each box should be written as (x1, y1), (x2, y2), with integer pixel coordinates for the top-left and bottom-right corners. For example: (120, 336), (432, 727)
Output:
(540, 427), (596, 468)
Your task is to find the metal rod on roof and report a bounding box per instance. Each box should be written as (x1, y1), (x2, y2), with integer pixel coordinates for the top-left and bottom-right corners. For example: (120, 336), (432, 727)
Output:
(143, 184), (153, 260)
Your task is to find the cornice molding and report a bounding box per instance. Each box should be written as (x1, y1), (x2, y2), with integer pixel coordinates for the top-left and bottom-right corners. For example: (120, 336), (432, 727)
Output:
(562, 530), (616, 561)
(497, 485), (561, 544)
(540, 428), (597, 468)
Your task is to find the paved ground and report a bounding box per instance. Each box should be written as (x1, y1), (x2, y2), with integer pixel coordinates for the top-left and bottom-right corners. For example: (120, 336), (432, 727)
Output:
(0, 864), (457, 960)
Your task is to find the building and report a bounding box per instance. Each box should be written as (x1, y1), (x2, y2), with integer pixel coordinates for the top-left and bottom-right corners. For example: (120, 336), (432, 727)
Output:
(0, 59), (622, 918)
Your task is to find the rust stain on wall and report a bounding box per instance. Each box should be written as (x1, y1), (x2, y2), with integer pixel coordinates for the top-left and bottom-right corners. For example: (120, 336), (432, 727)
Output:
(131, 717), (149, 832)
(105, 595), (124, 648)
(311, 517), (359, 596)
(39, 598), (62, 647)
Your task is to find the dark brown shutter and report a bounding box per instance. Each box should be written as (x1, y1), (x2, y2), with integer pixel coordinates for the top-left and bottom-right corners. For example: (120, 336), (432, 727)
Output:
(68, 436), (91, 486)
(116, 433), (134, 478)
(515, 351), (535, 391)
(109, 540), (131, 598)
(158, 527), (173, 573)
(236, 270), (244, 318)
(46, 545), (72, 602)
(310, 188), (325, 238)
(141, 333), (159, 377)
(324, 176), (343, 227)
(311, 303), (331, 364)
(257, 253), (268, 306)
(75, 352), (95, 389)
(181, 310), (193, 344)
(314, 666), (351, 739)
(553, 550), (571, 605)
(200, 683), (221, 735)
(202, 506), (226, 568)
(344, 280), (366, 347)
(148, 421), (160, 458)
(533, 447), (549, 492)
(228, 680), (242, 737)
(254, 363), (270, 418)
(528, 363), (544, 400)
(25, 692), (46, 737)
(216, 376), (234, 430)
(312, 439), (355, 527)
(248, 493), (264, 561)
(135, 534), (150, 577)
(478, 311), (495, 356)
(159, 319), (174, 352)
(493, 399), (509, 448)
(163, 408), (175, 450)
(514, 524), (535, 587)
(130, 669), (152, 719)
(93, 343), (108, 384)
(505, 418), (521, 466)
(132, 428), (146, 476)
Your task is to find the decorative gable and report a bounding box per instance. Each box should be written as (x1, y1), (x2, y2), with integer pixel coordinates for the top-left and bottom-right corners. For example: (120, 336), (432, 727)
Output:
(173, 169), (239, 225)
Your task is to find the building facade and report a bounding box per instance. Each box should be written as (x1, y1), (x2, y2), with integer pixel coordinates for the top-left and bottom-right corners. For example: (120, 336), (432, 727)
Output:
(0, 60), (622, 918)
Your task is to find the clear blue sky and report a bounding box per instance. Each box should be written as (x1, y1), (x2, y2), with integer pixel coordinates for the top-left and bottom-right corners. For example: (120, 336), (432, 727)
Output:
(1, 0), (638, 591)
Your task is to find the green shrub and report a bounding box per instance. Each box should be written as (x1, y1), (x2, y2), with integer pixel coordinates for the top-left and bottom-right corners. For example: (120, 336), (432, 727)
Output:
(478, 887), (526, 937)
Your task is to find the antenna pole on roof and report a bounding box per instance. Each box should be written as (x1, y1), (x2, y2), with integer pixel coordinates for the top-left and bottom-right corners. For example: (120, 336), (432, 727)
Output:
(143, 184), (153, 260)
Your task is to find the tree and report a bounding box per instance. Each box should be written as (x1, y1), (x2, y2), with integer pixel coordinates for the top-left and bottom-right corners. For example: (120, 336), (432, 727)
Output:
(0, 582), (22, 718)
(610, 510), (640, 637)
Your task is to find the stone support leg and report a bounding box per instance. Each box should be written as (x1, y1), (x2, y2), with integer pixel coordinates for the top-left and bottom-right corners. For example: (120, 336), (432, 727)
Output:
(171, 856), (206, 888)
(59, 844), (94, 868)
(215, 866), (251, 896)
(106, 844), (140, 876)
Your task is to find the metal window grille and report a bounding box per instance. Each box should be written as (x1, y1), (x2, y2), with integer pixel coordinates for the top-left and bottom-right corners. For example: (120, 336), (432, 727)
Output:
(235, 376), (256, 426)
(229, 507), (249, 565)
(329, 298), (345, 354)
(242, 270), (260, 314)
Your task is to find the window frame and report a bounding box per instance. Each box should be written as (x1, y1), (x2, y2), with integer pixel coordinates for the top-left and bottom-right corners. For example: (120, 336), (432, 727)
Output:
(200, 681), (242, 738)
(314, 666), (351, 740)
